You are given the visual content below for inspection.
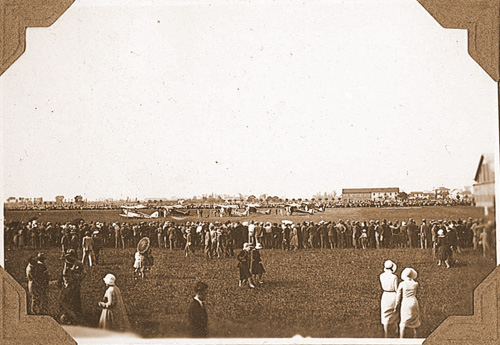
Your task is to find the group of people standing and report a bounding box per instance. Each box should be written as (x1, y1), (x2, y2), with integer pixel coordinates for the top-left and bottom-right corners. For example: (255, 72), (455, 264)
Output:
(7, 216), (494, 259)
(236, 242), (266, 288)
(380, 260), (420, 338)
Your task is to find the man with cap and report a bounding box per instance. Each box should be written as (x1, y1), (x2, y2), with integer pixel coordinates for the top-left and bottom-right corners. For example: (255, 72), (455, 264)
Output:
(187, 281), (209, 337)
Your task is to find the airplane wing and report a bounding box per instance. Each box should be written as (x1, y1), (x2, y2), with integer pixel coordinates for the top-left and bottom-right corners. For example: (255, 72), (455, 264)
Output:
(122, 205), (147, 210)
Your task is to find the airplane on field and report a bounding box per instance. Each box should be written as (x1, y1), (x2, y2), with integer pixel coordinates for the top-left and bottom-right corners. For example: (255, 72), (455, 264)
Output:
(162, 205), (190, 216)
(119, 205), (159, 219)
(246, 203), (272, 215)
(215, 204), (239, 217)
(280, 203), (313, 215)
(280, 202), (325, 215)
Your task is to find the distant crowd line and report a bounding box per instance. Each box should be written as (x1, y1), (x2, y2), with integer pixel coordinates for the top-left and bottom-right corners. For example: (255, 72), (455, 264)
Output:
(5, 198), (473, 211)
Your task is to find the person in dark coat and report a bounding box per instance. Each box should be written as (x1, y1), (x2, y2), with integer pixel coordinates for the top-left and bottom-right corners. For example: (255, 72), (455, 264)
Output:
(237, 243), (255, 288)
(62, 250), (84, 315)
(436, 229), (451, 268)
(251, 243), (266, 284)
(187, 281), (209, 338)
(26, 253), (49, 315)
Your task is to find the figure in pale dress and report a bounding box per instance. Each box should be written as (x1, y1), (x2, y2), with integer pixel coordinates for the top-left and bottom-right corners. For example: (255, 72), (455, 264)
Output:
(379, 260), (398, 337)
(394, 267), (421, 338)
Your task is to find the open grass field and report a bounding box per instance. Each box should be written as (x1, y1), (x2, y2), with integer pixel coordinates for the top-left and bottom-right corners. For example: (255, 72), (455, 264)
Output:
(4, 206), (491, 225)
(4, 246), (496, 338)
(4, 206), (496, 338)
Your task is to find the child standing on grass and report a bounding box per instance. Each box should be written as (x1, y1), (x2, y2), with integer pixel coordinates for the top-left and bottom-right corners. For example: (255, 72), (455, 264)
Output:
(133, 250), (145, 280)
(144, 248), (154, 274)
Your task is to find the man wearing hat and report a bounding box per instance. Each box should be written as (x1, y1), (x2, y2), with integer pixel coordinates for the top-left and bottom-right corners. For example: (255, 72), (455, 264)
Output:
(26, 253), (49, 315)
(187, 281), (209, 338)
(60, 228), (71, 259)
(58, 263), (82, 325)
(69, 227), (80, 256)
(92, 230), (103, 265)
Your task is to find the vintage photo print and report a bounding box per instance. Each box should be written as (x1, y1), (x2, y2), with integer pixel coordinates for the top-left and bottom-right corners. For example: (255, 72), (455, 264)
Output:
(1, 0), (498, 343)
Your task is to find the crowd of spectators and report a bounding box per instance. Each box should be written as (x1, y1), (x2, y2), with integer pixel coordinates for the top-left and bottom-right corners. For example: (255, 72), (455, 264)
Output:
(5, 216), (495, 259)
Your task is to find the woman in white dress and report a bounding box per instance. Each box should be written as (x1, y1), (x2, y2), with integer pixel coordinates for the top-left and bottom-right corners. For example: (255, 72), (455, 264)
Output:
(395, 268), (420, 338)
(98, 274), (130, 332)
(379, 260), (398, 337)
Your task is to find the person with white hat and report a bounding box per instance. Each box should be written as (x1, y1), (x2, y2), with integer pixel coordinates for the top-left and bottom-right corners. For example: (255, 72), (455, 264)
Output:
(436, 229), (451, 268)
(251, 243), (266, 284)
(98, 274), (130, 332)
(379, 260), (398, 337)
(394, 268), (420, 338)
(237, 243), (255, 288)
(184, 228), (195, 257)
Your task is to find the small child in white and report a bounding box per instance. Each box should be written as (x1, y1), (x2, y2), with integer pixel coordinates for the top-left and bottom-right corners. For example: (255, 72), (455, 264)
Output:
(133, 250), (145, 280)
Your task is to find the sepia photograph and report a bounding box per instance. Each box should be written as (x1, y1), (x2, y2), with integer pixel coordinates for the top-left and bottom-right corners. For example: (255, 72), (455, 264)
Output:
(1, 0), (498, 343)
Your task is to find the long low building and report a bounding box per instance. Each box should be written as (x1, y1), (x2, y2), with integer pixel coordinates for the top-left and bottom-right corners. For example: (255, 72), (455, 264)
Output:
(342, 187), (400, 202)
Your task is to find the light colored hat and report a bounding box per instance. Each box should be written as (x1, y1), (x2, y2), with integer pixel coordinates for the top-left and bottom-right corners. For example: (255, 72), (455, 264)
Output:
(255, 243), (263, 250)
(401, 268), (417, 281)
(401, 221), (406, 226)
(437, 229), (445, 237)
(384, 260), (397, 273)
(103, 274), (116, 286)
(243, 242), (250, 250)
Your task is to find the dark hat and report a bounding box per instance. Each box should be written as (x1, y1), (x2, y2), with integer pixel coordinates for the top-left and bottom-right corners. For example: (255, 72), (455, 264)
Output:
(36, 253), (46, 261)
(194, 281), (208, 293)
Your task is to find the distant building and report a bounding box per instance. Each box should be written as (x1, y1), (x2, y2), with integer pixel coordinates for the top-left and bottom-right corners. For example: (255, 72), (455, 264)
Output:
(409, 191), (424, 199)
(55, 196), (64, 205)
(433, 187), (450, 199)
(473, 154), (495, 208)
(342, 187), (399, 202)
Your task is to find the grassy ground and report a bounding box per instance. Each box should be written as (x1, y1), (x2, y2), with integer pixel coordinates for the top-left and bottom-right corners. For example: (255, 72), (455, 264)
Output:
(4, 246), (496, 338)
(4, 206), (490, 225)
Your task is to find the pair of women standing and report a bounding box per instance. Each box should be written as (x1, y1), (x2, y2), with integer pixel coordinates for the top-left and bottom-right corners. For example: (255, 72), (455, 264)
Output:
(379, 260), (420, 338)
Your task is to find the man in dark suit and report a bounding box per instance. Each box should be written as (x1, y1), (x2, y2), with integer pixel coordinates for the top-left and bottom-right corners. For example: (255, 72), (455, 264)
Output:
(188, 281), (209, 338)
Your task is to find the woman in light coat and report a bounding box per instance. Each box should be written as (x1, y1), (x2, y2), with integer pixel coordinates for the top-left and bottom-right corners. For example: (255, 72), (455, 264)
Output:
(98, 274), (130, 332)
(394, 268), (420, 338)
(379, 260), (398, 337)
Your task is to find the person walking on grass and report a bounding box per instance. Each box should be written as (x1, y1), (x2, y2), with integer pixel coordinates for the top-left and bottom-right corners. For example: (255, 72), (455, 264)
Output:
(237, 243), (256, 288)
(436, 229), (451, 268)
(187, 281), (209, 338)
(251, 243), (266, 284)
(98, 274), (130, 332)
(379, 260), (398, 338)
(394, 268), (420, 338)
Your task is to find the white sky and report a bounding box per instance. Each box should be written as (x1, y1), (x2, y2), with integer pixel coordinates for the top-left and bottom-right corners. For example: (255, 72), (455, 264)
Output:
(1, 0), (498, 201)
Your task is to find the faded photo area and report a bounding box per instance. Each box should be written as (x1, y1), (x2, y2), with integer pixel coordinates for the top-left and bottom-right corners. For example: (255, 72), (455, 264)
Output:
(1, 0), (497, 340)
